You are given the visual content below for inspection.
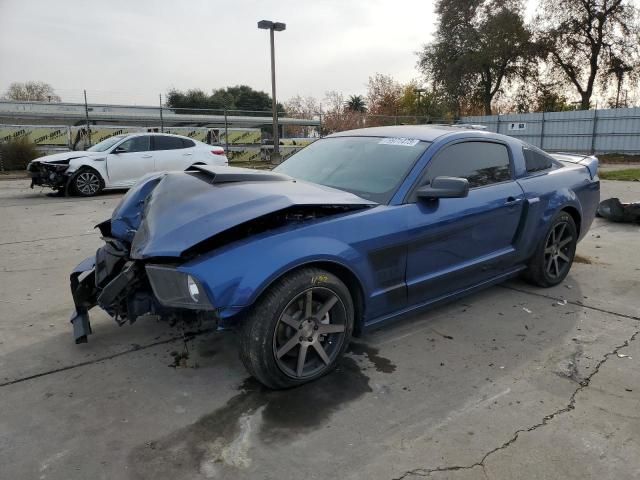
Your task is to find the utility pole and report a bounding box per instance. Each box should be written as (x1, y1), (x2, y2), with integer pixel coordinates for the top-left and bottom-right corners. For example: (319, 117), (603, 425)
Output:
(159, 93), (164, 132)
(258, 20), (286, 164)
(83, 90), (91, 147)
(224, 108), (229, 154)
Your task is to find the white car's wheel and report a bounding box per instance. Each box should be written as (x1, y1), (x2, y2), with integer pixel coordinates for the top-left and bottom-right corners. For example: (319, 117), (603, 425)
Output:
(71, 168), (104, 197)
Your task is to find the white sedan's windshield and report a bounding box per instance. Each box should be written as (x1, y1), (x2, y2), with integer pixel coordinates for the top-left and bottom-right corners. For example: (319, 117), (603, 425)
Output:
(86, 135), (126, 152)
(274, 136), (430, 203)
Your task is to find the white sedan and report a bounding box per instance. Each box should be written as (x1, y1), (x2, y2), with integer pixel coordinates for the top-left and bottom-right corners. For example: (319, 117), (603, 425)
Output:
(27, 133), (228, 196)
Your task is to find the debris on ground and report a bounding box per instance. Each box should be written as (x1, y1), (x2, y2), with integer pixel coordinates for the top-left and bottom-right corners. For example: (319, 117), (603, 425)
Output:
(553, 299), (568, 307)
(574, 254), (594, 264)
(596, 198), (640, 224)
(169, 351), (190, 368)
(522, 307), (532, 314)
(431, 328), (454, 340)
(617, 353), (632, 359)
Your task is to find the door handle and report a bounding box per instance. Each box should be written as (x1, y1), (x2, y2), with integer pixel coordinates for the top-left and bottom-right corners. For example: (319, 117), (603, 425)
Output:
(183, 152), (193, 156)
(505, 197), (522, 206)
(141, 154), (152, 158)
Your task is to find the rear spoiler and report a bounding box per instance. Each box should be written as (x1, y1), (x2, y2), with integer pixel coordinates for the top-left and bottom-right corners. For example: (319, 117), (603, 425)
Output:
(549, 152), (599, 179)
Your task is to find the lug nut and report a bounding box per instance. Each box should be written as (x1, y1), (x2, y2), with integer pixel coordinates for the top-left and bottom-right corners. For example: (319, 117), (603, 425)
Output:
(299, 336), (303, 341)
(313, 325), (319, 330)
(307, 337), (313, 342)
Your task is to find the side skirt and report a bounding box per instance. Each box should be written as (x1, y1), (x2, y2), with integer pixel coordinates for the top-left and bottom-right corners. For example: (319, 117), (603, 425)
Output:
(362, 265), (527, 333)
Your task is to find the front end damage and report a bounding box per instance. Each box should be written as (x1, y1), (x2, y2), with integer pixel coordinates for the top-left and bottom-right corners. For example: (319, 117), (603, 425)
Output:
(68, 166), (376, 343)
(70, 221), (216, 343)
(27, 159), (71, 192)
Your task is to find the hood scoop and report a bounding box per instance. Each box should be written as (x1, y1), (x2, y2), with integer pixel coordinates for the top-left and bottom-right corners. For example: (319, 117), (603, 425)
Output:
(187, 165), (292, 184)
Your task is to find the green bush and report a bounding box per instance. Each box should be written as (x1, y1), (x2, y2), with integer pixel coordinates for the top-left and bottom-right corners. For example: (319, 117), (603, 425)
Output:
(0, 138), (41, 171)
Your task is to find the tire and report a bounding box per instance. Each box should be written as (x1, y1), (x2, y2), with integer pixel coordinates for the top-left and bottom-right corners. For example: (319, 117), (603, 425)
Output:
(70, 168), (104, 197)
(239, 267), (354, 389)
(524, 211), (577, 287)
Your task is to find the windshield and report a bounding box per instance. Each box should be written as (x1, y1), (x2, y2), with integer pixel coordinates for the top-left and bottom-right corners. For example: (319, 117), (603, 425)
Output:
(274, 136), (430, 203)
(86, 135), (126, 152)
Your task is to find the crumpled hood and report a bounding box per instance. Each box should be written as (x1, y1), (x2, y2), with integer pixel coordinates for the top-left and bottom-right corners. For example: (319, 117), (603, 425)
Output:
(35, 150), (104, 164)
(110, 167), (375, 259)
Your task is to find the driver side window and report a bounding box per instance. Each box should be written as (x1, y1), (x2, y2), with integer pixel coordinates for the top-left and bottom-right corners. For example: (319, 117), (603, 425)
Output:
(117, 136), (150, 153)
(423, 141), (511, 188)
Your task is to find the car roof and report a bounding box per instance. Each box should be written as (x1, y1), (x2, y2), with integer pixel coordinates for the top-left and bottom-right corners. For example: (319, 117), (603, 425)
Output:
(124, 132), (197, 140)
(328, 125), (503, 143)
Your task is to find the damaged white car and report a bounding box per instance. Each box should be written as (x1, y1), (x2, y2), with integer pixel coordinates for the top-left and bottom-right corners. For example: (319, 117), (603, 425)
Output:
(27, 132), (228, 196)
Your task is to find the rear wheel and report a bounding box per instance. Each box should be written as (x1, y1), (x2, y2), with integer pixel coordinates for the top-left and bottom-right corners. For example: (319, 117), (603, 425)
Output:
(239, 268), (354, 389)
(71, 168), (104, 197)
(525, 211), (577, 287)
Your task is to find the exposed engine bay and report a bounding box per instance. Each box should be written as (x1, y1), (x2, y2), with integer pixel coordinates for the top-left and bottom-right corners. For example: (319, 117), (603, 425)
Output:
(27, 159), (71, 191)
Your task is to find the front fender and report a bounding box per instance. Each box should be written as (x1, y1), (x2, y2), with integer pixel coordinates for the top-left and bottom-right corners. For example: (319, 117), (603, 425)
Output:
(66, 157), (108, 180)
(179, 234), (369, 318)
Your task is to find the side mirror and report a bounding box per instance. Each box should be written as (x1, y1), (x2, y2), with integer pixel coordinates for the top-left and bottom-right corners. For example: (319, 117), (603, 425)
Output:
(416, 176), (469, 200)
(112, 146), (126, 154)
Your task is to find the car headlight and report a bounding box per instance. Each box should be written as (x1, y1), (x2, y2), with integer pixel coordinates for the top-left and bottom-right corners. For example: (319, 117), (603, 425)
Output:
(187, 275), (200, 302)
(145, 265), (213, 310)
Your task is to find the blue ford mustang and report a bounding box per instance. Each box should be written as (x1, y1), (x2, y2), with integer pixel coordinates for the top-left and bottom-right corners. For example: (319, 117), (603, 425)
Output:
(69, 125), (600, 388)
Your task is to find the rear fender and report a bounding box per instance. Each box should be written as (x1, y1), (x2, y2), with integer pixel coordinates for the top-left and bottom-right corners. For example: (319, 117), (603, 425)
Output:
(515, 187), (583, 260)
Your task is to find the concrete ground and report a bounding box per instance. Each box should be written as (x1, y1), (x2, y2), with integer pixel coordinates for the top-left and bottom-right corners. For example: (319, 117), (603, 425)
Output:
(0, 179), (638, 480)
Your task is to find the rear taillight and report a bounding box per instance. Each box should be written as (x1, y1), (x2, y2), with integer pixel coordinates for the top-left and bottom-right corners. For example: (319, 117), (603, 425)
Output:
(211, 150), (225, 156)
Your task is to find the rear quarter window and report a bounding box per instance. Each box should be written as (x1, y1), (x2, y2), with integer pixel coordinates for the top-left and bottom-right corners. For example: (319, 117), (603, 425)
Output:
(182, 138), (196, 148)
(523, 147), (553, 173)
(153, 135), (184, 151)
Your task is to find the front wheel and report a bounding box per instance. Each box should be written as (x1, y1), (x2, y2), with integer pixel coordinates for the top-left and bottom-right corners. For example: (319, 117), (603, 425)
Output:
(70, 168), (104, 197)
(524, 211), (577, 287)
(239, 268), (354, 389)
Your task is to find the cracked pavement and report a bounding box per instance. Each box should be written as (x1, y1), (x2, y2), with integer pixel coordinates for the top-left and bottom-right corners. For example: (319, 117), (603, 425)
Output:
(0, 179), (638, 480)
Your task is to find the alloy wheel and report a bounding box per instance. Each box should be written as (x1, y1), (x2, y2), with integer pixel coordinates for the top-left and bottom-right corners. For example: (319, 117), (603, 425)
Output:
(544, 221), (574, 279)
(75, 171), (101, 195)
(272, 287), (347, 379)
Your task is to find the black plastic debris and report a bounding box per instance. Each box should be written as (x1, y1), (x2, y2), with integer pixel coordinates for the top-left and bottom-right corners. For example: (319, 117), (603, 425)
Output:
(596, 198), (640, 224)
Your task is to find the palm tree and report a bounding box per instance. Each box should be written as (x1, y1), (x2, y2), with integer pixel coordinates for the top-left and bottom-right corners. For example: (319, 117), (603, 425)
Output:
(345, 95), (367, 113)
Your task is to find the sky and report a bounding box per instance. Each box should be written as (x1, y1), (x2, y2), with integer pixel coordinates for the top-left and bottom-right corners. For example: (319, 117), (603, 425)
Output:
(0, 0), (539, 106)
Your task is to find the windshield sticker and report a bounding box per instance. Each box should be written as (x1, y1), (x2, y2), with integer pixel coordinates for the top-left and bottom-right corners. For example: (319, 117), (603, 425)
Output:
(378, 137), (420, 147)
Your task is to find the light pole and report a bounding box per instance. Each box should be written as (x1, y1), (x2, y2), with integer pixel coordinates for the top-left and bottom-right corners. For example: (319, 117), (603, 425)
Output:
(258, 19), (286, 163)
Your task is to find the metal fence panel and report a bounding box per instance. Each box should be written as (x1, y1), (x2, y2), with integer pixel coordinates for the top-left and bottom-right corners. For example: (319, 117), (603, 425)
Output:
(462, 107), (640, 154)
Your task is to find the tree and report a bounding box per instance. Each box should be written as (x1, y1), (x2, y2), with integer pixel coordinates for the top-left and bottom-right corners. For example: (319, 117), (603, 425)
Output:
(165, 89), (216, 111)
(166, 85), (283, 115)
(321, 91), (364, 134)
(345, 95), (367, 113)
(536, 0), (640, 109)
(2, 81), (61, 102)
(398, 80), (451, 120)
(419, 0), (532, 115)
(284, 95), (321, 137)
(366, 73), (403, 119)
(606, 56), (637, 108)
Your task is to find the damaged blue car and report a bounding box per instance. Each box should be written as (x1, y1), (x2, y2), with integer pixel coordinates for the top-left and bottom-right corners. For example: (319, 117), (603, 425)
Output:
(70, 125), (600, 389)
